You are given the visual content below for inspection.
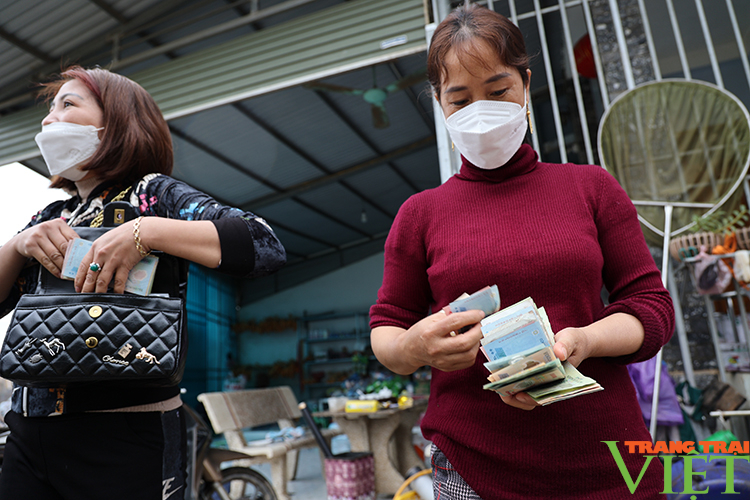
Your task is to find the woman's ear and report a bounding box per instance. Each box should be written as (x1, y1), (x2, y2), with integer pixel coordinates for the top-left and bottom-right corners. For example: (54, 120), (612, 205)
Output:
(526, 69), (532, 97)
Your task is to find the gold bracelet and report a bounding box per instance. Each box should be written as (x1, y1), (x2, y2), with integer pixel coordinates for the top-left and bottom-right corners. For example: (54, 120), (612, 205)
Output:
(133, 216), (151, 258)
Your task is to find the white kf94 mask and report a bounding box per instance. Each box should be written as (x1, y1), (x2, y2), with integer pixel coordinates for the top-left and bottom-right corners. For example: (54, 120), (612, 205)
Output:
(444, 90), (528, 170)
(35, 122), (102, 181)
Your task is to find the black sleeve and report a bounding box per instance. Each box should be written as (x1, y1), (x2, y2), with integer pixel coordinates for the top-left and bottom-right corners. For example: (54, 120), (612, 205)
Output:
(210, 217), (255, 276)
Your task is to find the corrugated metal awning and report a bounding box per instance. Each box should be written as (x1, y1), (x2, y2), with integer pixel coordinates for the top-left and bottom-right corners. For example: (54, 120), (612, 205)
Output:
(0, 0), (427, 166)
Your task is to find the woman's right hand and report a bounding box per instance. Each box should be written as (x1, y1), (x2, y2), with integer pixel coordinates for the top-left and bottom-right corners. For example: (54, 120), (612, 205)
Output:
(10, 219), (79, 278)
(372, 309), (486, 375)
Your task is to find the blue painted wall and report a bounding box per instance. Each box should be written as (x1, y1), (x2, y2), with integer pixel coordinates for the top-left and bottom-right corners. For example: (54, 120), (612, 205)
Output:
(237, 252), (385, 366)
(183, 263), (237, 407)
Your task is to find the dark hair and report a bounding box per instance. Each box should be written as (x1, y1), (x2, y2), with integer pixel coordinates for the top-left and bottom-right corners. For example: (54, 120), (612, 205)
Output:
(39, 66), (173, 192)
(428, 4), (530, 99)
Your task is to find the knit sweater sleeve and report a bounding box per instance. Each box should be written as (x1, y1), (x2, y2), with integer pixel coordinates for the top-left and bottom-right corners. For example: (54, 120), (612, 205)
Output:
(370, 195), (431, 329)
(593, 168), (675, 363)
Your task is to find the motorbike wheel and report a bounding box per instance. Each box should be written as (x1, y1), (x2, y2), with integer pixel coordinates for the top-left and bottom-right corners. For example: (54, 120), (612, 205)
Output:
(201, 466), (278, 500)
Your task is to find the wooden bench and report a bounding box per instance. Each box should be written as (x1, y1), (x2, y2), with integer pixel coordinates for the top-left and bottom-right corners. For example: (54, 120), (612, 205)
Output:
(197, 386), (341, 500)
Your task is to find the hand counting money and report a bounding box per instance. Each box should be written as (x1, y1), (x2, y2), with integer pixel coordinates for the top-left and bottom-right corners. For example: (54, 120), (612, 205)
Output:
(444, 285), (501, 334)
(479, 295), (603, 404)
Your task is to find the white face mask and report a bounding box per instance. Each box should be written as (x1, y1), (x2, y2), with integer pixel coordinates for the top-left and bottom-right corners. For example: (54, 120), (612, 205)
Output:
(444, 90), (528, 169)
(35, 122), (102, 181)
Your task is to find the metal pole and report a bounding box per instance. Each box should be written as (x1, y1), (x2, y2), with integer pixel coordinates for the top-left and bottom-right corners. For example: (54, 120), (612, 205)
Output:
(558, 0), (594, 164)
(607, 0), (635, 90)
(649, 204), (672, 438)
(725, 0), (750, 93)
(732, 281), (749, 344)
(693, 0), (724, 88)
(668, 266), (696, 387)
(664, 0), (692, 79)
(508, 0), (541, 158)
(581, 0), (610, 108)
(703, 296), (728, 383)
(533, 0), (567, 163)
(635, 0), (661, 81)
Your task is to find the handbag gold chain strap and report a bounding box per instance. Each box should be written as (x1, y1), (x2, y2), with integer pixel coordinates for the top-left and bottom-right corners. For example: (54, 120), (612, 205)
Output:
(89, 186), (132, 228)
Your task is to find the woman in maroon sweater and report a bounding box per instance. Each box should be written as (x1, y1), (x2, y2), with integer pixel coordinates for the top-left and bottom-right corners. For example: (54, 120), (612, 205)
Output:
(370, 5), (674, 500)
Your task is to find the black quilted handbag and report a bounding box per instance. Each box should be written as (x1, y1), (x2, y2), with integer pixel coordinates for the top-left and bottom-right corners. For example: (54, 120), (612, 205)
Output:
(0, 227), (188, 388)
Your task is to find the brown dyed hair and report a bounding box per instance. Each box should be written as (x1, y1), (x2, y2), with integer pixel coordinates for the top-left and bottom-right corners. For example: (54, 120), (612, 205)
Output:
(39, 66), (173, 192)
(428, 4), (530, 99)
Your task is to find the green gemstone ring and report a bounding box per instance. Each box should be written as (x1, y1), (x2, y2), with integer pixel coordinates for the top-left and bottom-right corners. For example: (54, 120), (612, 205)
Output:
(89, 262), (102, 272)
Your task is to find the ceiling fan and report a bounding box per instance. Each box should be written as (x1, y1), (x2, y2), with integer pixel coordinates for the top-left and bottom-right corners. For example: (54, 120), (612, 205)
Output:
(304, 67), (427, 129)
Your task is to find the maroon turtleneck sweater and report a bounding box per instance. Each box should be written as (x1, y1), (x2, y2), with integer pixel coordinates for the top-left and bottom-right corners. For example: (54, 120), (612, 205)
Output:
(370, 145), (675, 499)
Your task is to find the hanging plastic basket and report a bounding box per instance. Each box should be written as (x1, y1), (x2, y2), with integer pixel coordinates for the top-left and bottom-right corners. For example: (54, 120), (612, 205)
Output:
(669, 232), (721, 261)
(734, 227), (750, 250)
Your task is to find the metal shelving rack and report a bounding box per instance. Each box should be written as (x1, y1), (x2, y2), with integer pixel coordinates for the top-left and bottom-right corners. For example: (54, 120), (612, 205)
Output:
(300, 312), (371, 403)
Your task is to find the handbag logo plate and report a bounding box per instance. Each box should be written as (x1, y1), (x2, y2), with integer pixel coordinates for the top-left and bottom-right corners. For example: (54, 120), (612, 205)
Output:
(85, 337), (98, 348)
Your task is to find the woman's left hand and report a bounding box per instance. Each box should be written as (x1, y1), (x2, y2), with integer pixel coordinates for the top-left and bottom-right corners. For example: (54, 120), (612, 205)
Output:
(552, 327), (591, 368)
(74, 220), (146, 294)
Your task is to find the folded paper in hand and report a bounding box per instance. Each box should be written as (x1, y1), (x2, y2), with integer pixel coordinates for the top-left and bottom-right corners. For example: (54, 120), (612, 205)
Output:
(61, 238), (159, 296)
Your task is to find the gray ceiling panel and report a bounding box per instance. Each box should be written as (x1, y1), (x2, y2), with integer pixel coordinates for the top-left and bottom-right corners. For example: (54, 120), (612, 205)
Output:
(297, 182), (393, 233)
(269, 228), (330, 259)
(239, 87), (375, 173)
(346, 164), (422, 214)
(260, 198), (367, 246)
(171, 136), (276, 204)
(170, 105), (322, 192)
(390, 148), (441, 191)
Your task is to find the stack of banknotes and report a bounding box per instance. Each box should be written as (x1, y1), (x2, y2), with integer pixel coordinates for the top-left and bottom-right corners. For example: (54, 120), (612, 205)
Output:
(447, 288), (603, 405)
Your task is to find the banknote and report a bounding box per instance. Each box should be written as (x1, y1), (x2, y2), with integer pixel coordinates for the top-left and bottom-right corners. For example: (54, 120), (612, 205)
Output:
(445, 285), (501, 334)
(448, 285), (500, 316)
(123, 255), (160, 296)
(526, 361), (603, 405)
(536, 306), (556, 345)
(61, 238), (93, 280)
(485, 345), (555, 381)
(61, 238), (160, 296)
(479, 297), (602, 405)
(481, 297), (536, 333)
(481, 297), (553, 346)
(483, 359), (566, 396)
(531, 385), (604, 406)
(482, 318), (552, 361)
(484, 356), (563, 388)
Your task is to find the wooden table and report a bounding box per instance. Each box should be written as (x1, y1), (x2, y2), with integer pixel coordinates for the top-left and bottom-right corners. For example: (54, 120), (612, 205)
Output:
(314, 398), (429, 495)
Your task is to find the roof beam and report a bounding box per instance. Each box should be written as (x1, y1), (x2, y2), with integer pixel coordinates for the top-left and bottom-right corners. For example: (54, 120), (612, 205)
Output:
(232, 103), (395, 218)
(86, 0), (129, 24)
(243, 135), (435, 211)
(388, 61), (433, 129)
(169, 123), (372, 239)
(169, 125), (282, 192)
(0, 26), (55, 64)
(312, 90), (422, 194)
(168, 168), (340, 252)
